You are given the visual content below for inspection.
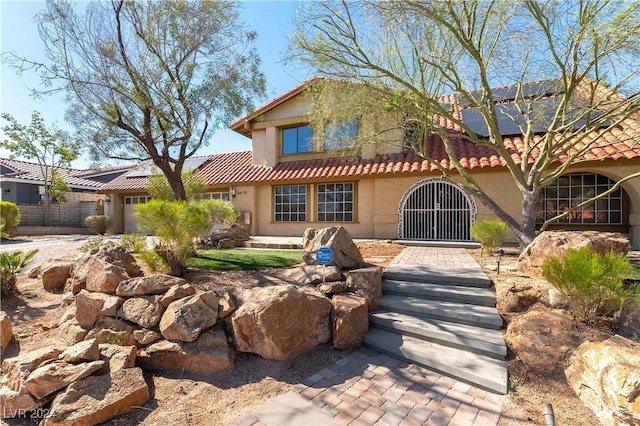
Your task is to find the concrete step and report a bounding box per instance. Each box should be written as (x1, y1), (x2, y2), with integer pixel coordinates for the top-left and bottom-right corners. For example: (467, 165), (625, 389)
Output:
(379, 295), (503, 330)
(370, 310), (507, 359)
(365, 328), (508, 394)
(382, 279), (496, 307)
(383, 264), (491, 288)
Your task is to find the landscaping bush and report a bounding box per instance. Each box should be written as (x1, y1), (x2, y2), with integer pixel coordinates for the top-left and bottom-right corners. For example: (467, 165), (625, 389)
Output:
(1, 249), (38, 296)
(542, 247), (639, 321)
(119, 233), (148, 253)
(0, 201), (21, 238)
(134, 199), (237, 277)
(471, 220), (508, 254)
(84, 215), (112, 235)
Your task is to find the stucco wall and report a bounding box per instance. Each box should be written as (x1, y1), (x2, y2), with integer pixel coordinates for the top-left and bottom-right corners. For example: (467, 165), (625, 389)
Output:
(17, 192), (106, 227)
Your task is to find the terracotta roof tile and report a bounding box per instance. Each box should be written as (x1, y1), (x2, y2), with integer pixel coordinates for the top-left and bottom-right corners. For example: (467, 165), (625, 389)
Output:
(0, 158), (104, 189)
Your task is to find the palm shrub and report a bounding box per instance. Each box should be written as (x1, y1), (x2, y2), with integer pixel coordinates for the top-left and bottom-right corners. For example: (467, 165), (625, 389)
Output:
(1, 249), (38, 296)
(542, 247), (639, 321)
(0, 201), (21, 238)
(134, 198), (237, 276)
(470, 220), (508, 254)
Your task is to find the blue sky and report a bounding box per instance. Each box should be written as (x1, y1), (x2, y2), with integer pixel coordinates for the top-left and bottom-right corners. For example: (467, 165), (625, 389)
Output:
(0, 0), (310, 169)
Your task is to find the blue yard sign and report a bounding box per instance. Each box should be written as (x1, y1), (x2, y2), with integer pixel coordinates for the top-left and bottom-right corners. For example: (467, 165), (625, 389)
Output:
(316, 246), (334, 265)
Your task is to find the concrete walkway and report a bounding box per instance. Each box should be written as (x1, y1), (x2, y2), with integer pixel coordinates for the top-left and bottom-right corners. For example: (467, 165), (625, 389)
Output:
(229, 247), (505, 426)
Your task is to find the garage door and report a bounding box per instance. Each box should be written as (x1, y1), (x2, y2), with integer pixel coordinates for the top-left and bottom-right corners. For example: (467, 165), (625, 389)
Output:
(124, 196), (151, 234)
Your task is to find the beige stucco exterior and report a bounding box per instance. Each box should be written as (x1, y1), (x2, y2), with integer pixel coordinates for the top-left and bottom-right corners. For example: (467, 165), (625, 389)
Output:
(104, 86), (640, 249)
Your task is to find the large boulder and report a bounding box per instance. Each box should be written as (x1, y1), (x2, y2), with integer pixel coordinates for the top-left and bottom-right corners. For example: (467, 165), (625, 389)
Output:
(2, 345), (64, 390)
(118, 296), (166, 329)
(0, 386), (41, 419)
(565, 335), (640, 426)
(138, 328), (233, 374)
(40, 260), (72, 292)
(302, 226), (364, 269)
(43, 367), (149, 426)
(75, 290), (112, 328)
(345, 266), (383, 311)
(274, 264), (342, 286)
(97, 344), (137, 375)
(331, 294), (369, 349)
(231, 285), (332, 360)
(159, 292), (218, 342)
(199, 224), (250, 249)
(57, 319), (89, 346)
(72, 244), (141, 292)
(518, 231), (630, 275)
(58, 338), (100, 364)
(505, 304), (580, 373)
(116, 274), (187, 297)
(24, 360), (105, 400)
(159, 283), (196, 307)
(83, 243), (142, 278)
(1, 311), (13, 351)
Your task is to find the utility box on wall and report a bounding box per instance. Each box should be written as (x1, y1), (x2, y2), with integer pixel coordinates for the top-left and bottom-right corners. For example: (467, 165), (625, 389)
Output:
(243, 211), (251, 225)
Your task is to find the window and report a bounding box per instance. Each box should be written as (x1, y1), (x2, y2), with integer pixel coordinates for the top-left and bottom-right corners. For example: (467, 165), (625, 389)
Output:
(282, 125), (313, 155)
(125, 196), (152, 205)
(200, 192), (231, 201)
(536, 173), (622, 224)
(317, 182), (354, 222)
(274, 185), (307, 222)
(324, 120), (358, 151)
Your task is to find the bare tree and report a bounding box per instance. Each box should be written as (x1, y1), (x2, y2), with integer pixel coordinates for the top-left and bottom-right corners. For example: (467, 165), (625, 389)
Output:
(5, 0), (266, 200)
(290, 0), (640, 247)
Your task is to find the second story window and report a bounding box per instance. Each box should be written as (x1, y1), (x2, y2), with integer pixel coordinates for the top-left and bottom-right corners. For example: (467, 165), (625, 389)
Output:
(282, 125), (313, 155)
(324, 120), (358, 151)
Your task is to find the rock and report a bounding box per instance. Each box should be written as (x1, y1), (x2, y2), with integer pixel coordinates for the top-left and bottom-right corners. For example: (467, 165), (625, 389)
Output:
(218, 238), (237, 248)
(86, 262), (130, 294)
(502, 287), (543, 313)
(199, 224), (250, 249)
(331, 294), (369, 349)
(302, 226), (364, 269)
(43, 367), (149, 426)
(319, 281), (348, 295)
(75, 290), (111, 328)
(159, 283), (196, 307)
(518, 231), (630, 275)
(28, 265), (40, 279)
(58, 304), (76, 326)
(102, 295), (124, 317)
(57, 319), (88, 346)
(2, 345), (64, 390)
(275, 264), (342, 286)
(345, 267), (383, 311)
(159, 292), (218, 342)
(116, 274), (187, 297)
(0, 386), (41, 419)
(75, 243), (142, 279)
(133, 329), (162, 346)
(138, 328), (233, 374)
(118, 295), (165, 329)
(40, 261), (72, 292)
(24, 360), (105, 400)
(1, 311), (13, 350)
(97, 344), (136, 375)
(58, 338), (99, 363)
(218, 292), (237, 319)
(505, 305), (579, 372)
(231, 285), (331, 360)
(619, 306), (640, 342)
(548, 288), (570, 309)
(61, 291), (75, 306)
(86, 318), (137, 347)
(565, 335), (640, 426)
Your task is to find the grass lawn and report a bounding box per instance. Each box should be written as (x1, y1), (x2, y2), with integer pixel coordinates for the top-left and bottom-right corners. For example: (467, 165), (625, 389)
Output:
(187, 248), (303, 270)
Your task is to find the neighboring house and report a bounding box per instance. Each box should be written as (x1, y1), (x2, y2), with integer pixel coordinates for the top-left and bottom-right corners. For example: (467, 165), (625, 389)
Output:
(100, 79), (640, 249)
(0, 158), (130, 228)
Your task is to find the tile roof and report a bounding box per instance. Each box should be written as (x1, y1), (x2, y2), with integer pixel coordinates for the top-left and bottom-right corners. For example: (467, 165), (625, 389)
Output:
(0, 158), (104, 189)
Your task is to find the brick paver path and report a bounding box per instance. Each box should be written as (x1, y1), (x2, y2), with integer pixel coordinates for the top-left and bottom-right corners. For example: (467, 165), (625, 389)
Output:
(229, 247), (505, 426)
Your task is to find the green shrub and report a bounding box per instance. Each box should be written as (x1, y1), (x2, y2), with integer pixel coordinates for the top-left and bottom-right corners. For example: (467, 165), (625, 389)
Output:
(0, 201), (21, 237)
(471, 220), (508, 254)
(138, 251), (167, 273)
(542, 247), (639, 321)
(119, 233), (148, 253)
(84, 215), (112, 235)
(1, 249), (38, 296)
(80, 237), (104, 252)
(134, 199), (237, 276)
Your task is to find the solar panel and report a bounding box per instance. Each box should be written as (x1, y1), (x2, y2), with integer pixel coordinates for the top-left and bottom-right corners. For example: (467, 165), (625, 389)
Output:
(461, 98), (610, 138)
(125, 157), (209, 178)
(459, 80), (564, 107)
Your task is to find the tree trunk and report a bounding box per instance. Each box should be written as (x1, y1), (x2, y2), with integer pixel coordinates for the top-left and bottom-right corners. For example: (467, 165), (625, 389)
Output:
(520, 190), (539, 248)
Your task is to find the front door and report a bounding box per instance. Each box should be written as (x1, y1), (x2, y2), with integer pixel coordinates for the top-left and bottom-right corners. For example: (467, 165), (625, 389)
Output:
(398, 178), (477, 241)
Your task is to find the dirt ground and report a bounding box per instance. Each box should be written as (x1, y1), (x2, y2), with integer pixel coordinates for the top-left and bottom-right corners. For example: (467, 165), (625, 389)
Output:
(0, 241), (622, 425)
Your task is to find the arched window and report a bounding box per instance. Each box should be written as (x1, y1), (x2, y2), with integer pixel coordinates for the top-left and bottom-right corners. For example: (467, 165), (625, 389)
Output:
(536, 173), (623, 224)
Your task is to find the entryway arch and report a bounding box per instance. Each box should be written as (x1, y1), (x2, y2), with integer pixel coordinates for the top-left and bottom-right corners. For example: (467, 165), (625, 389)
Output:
(398, 178), (477, 241)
